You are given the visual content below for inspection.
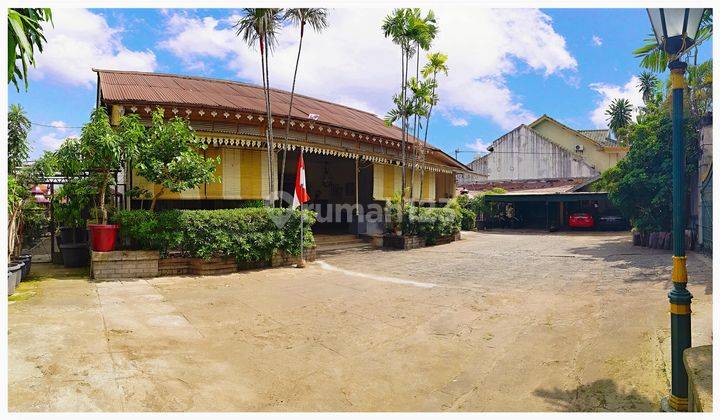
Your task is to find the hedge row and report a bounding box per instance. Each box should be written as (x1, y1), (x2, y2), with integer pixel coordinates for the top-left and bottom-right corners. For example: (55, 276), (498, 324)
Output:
(402, 206), (461, 245)
(112, 208), (316, 262)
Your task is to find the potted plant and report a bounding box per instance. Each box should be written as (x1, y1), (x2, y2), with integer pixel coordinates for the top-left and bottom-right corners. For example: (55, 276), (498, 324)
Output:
(9, 260), (24, 287)
(77, 108), (144, 252)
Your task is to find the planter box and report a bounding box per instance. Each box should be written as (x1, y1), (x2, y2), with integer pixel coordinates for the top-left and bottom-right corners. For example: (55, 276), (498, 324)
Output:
(189, 257), (238, 276)
(158, 257), (191, 276)
(270, 247), (317, 268)
(91, 250), (160, 280)
(383, 234), (425, 250)
(369, 234), (384, 248)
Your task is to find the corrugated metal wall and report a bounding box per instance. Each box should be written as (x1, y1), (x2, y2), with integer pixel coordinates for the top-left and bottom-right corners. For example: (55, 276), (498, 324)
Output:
(469, 126), (599, 181)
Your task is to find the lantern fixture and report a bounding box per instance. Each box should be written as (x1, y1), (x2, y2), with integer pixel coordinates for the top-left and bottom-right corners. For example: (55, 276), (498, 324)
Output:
(646, 8), (705, 56)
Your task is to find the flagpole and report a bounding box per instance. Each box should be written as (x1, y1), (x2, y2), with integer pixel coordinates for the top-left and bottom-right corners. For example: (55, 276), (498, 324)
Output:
(298, 149), (306, 268)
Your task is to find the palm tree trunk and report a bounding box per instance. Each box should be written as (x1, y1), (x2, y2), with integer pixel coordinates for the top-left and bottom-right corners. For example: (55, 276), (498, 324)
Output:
(259, 36), (274, 206)
(419, 71), (438, 199)
(409, 43), (421, 202)
(398, 46), (406, 226)
(263, 33), (276, 207)
(281, 22), (305, 207)
(401, 47), (409, 207)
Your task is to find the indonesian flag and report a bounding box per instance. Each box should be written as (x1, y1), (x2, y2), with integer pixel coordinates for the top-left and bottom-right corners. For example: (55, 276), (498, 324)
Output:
(292, 152), (310, 209)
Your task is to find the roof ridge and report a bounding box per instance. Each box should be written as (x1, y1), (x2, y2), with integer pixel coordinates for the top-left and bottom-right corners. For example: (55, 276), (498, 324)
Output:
(93, 68), (381, 119)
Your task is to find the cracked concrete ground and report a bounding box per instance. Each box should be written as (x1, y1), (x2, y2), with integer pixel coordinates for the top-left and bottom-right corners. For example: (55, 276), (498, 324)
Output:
(8, 231), (712, 412)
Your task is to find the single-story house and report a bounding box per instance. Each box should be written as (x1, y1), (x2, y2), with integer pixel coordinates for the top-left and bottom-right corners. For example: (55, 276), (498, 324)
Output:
(94, 69), (471, 233)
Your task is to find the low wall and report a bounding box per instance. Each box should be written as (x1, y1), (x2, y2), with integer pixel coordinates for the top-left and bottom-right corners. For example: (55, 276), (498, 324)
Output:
(684, 345), (712, 412)
(91, 250), (160, 280)
(271, 247), (317, 267)
(94, 247), (317, 280)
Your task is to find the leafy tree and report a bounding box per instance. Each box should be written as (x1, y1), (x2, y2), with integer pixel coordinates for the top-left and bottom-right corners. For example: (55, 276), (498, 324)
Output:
(597, 107), (699, 233)
(235, 8), (284, 204)
(8, 8), (52, 90)
(77, 108), (141, 224)
(605, 98), (633, 143)
(686, 58), (712, 118)
(8, 152), (56, 256)
(134, 109), (220, 211)
(279, 8), (328, 203)
(8, 104), (31, 174)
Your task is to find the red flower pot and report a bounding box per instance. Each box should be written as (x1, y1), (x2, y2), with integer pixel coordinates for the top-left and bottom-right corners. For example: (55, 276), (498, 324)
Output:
(88, 224), (119, 252)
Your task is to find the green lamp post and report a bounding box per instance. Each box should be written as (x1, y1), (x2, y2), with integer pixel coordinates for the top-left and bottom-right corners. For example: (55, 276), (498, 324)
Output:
(646, 7), (705, 412)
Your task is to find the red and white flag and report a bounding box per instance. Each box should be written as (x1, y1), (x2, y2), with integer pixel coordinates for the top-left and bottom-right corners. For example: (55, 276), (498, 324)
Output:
(292, 152), (310, 209)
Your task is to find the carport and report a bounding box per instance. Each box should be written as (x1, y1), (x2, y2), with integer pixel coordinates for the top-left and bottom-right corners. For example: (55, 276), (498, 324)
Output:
(484, 191), (611, 230)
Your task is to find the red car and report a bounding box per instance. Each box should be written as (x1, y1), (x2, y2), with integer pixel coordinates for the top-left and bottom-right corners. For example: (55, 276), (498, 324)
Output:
(568, 212), (595, 229)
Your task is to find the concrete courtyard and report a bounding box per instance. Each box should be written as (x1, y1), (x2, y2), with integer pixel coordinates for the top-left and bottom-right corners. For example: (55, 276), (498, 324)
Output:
(8, 231), (712, 412)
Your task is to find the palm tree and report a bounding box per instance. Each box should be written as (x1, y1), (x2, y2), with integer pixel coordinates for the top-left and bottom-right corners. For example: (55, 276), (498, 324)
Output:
(279, 8), (328, 205)
(634, 9), (712, 72)
(418, 52), (448, 196)
(605, 98), (633, 141)
(407, 9), (437, 200)
(637, 71), (659, 105)
(382, 9), (413, 204)
(406, 75), (435, 199)
(235, 8), (283, 205)
(8, 8), (53, 91)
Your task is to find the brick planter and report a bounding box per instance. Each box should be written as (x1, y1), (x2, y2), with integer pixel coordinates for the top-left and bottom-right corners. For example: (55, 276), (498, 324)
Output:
(158, 257), (191, 276)
(189, 257), (238, 276)
(91, 250), (159, 280)
(270, 247), (316, 267)
(383, 234), (425, 250)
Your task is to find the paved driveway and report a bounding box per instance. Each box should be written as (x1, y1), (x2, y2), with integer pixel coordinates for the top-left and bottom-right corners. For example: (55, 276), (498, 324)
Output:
(8, 231), (712, 411)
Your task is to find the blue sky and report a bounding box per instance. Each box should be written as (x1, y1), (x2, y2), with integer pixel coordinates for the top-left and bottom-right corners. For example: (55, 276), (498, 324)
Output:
(9, 8), (712, 163)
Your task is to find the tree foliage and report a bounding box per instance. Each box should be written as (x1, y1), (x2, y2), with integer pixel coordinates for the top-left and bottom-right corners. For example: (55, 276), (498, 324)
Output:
(597, 107), (699, 233)
(135, 109), (220, 210)
(605, 98), (633, 135)
(8, 8), (52, 91)
(8, 104), (31, 173)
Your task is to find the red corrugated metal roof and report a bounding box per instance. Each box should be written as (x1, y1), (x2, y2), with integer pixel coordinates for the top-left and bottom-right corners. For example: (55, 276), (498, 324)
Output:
(96, 69), (418, 142)
(95, 69), (470, 171)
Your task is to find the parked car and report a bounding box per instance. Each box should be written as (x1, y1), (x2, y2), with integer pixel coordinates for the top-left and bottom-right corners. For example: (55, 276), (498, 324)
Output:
(568, 212), (595, 229)
(597, 210), (629, 230)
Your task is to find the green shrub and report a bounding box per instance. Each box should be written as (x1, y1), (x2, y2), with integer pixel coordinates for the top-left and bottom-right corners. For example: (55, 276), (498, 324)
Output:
(113, 207), (315, 261)
(459, 208), (476, 231)
(21, 204), (49, 250)
(404, 206), (460, 245)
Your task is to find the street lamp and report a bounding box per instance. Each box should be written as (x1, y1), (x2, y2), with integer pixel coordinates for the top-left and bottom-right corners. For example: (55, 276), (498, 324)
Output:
(646, 7), (705, 412)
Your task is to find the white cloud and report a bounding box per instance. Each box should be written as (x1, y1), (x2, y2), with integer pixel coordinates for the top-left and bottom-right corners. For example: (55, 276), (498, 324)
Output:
(158, 8), (576, 131)
(444, 113), (468, 127)
(49, 121), (68, 132)
(34, 132), (76, 152)
(592, 35), (603, 46)
(588, 76), (644, 128)
(466, 138), (491, 153)
(30, 9), (157, 88)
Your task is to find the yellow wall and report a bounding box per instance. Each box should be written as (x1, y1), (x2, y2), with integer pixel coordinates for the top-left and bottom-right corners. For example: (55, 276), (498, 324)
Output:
(434, 172), (456, 200)
(372, 163), (436, 201)
(531, 119), (623, 173)
(133, 147), (272, 200)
